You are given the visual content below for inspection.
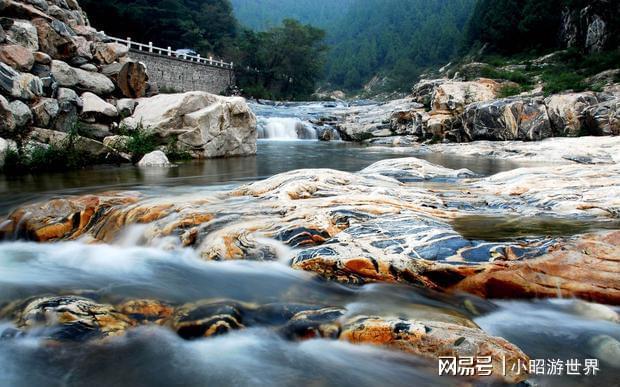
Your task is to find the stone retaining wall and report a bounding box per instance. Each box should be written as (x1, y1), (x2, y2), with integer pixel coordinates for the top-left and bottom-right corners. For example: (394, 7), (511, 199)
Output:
(129, 50), (235, 94)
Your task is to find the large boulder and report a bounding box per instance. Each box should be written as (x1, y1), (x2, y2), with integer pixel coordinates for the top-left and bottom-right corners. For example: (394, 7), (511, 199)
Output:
(462, 97), (552, 141)
(54, 86), (81, 132)
(6, 19), (38, 51)
(117, 61), (148, 98)
(431, 78), (501, 114)
(50, 59), (114, 94)
(122, 92), (257, 158)
(545, 92), (599, 136)
(138, 150), (172, 167)
(0, 43), (35, 71)
(80, 91), (117, 121)
(0, 62), (42, 100)
(31, 18), (77, 61)
(50, 59), (77, 86)
(583, 98), (620, 136)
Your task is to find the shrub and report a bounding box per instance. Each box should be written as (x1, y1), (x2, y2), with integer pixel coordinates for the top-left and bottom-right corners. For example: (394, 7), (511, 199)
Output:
(542, 71), (586, 95)
(497, 84), (523, 98)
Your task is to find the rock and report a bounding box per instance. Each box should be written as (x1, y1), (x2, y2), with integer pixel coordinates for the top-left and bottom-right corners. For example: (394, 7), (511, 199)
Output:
(29, 62), (49, 78)
(115, 98), (137, 117)
(1, 0), (53, 21)
(137, 150), (172, 167)
(569, 300), (620, 323)
(31, 18), (77, 61)
(583, 97), (619, 136)
(92, 42), (128, 65)
(3, 296), (132, 341)
(122, 92), (257, 158)
(117, 299), (174, 324)
(0, 95), (16, 134)
(361, 157), (475, 182)
(117, 61), (148, 98)
(75, 66), (115, 94)
(79, 63), (97, 72)
(171, 300), (246, 339)
(73, 35), (92, 59)
(340, 316), (529, 383)
(6, 19), (38, 51)
(50, 59), (77, 87)
(102, 135), (130, 151)
(462, 97), (551, 141)
(545, 92), (599, 136)
(31, 97), (59, 127)
(80, 91), (117, 121)
(0, 43), (35, 71)
(77, 122), (112, 141)
(412, 79), (446, 107)
(431, 78), (501, 114)
(55, 87), (81, 132)
(0, 62), (42, 100)
(8, 99), (32, 128)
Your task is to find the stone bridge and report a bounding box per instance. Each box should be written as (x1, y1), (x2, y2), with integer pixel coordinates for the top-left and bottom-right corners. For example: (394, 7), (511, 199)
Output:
(106, 36), (235, 95)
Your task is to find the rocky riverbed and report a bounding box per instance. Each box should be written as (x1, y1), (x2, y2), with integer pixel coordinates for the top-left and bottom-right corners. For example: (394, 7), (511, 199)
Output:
(1, 137), (619, 385)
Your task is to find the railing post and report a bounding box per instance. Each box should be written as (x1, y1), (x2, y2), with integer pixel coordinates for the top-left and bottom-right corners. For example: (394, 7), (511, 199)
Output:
(209, 56), (213, 65)
(149, 42), (153, 53)
(126, 37), (131, 49)
(197, 54), (201, 63)
(168, 47), (171, 56)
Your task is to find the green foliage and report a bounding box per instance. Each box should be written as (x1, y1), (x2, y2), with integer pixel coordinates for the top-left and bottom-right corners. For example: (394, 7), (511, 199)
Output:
(324, 0), (475, 91)
(541, 72), (586, 96)
(234, 20), (328, 100)
(497, 84), (524, 98)
(230, 0), (355, 30)
(479, 66), (530, 84)
(2, 129), (94, 174)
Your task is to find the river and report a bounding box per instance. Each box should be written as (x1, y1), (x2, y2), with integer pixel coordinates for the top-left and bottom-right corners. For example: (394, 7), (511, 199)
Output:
(0, 102), (618, 387)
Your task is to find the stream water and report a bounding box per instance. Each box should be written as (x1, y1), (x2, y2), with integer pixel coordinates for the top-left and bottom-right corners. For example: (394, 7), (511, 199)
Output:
(0, 103), (618, 387)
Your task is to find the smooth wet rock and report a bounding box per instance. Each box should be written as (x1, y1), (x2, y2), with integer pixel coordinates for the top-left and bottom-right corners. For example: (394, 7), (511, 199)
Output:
(138, 150), (171, 167)
(340, 316), (529, 383)
(587, 335), (620, 367)
(122, 92), (257, 158)
(1, 296), (132, 341)
(171, 300), (246, 339)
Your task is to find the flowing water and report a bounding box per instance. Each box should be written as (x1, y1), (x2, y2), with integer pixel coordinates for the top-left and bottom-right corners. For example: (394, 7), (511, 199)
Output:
(0, 103), (618, 386)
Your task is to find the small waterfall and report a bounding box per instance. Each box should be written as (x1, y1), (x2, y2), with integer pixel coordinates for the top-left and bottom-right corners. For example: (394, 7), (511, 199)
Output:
(257, 117), (318, 140)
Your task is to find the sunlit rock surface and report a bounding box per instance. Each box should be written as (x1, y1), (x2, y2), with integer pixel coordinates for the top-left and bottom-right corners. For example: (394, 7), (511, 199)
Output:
(2, 140), (619, 304)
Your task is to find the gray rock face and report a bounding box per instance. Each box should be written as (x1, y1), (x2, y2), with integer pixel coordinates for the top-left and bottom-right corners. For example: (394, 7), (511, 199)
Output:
(462, 97), (552, 141)
(0, 136), (17, 168)
(8, 99), (32, 128)
(0, 62), (42, 100)
(583, 98), (620, 136)
(138, 150), (172, 167)
(560, 1), (618, 53)
(50, 59), (77, 86)
(122, 92), (257, 158)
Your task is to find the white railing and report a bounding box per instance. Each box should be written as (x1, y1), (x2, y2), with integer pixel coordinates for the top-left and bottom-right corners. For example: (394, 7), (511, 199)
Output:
(102, 34), (234, 69)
